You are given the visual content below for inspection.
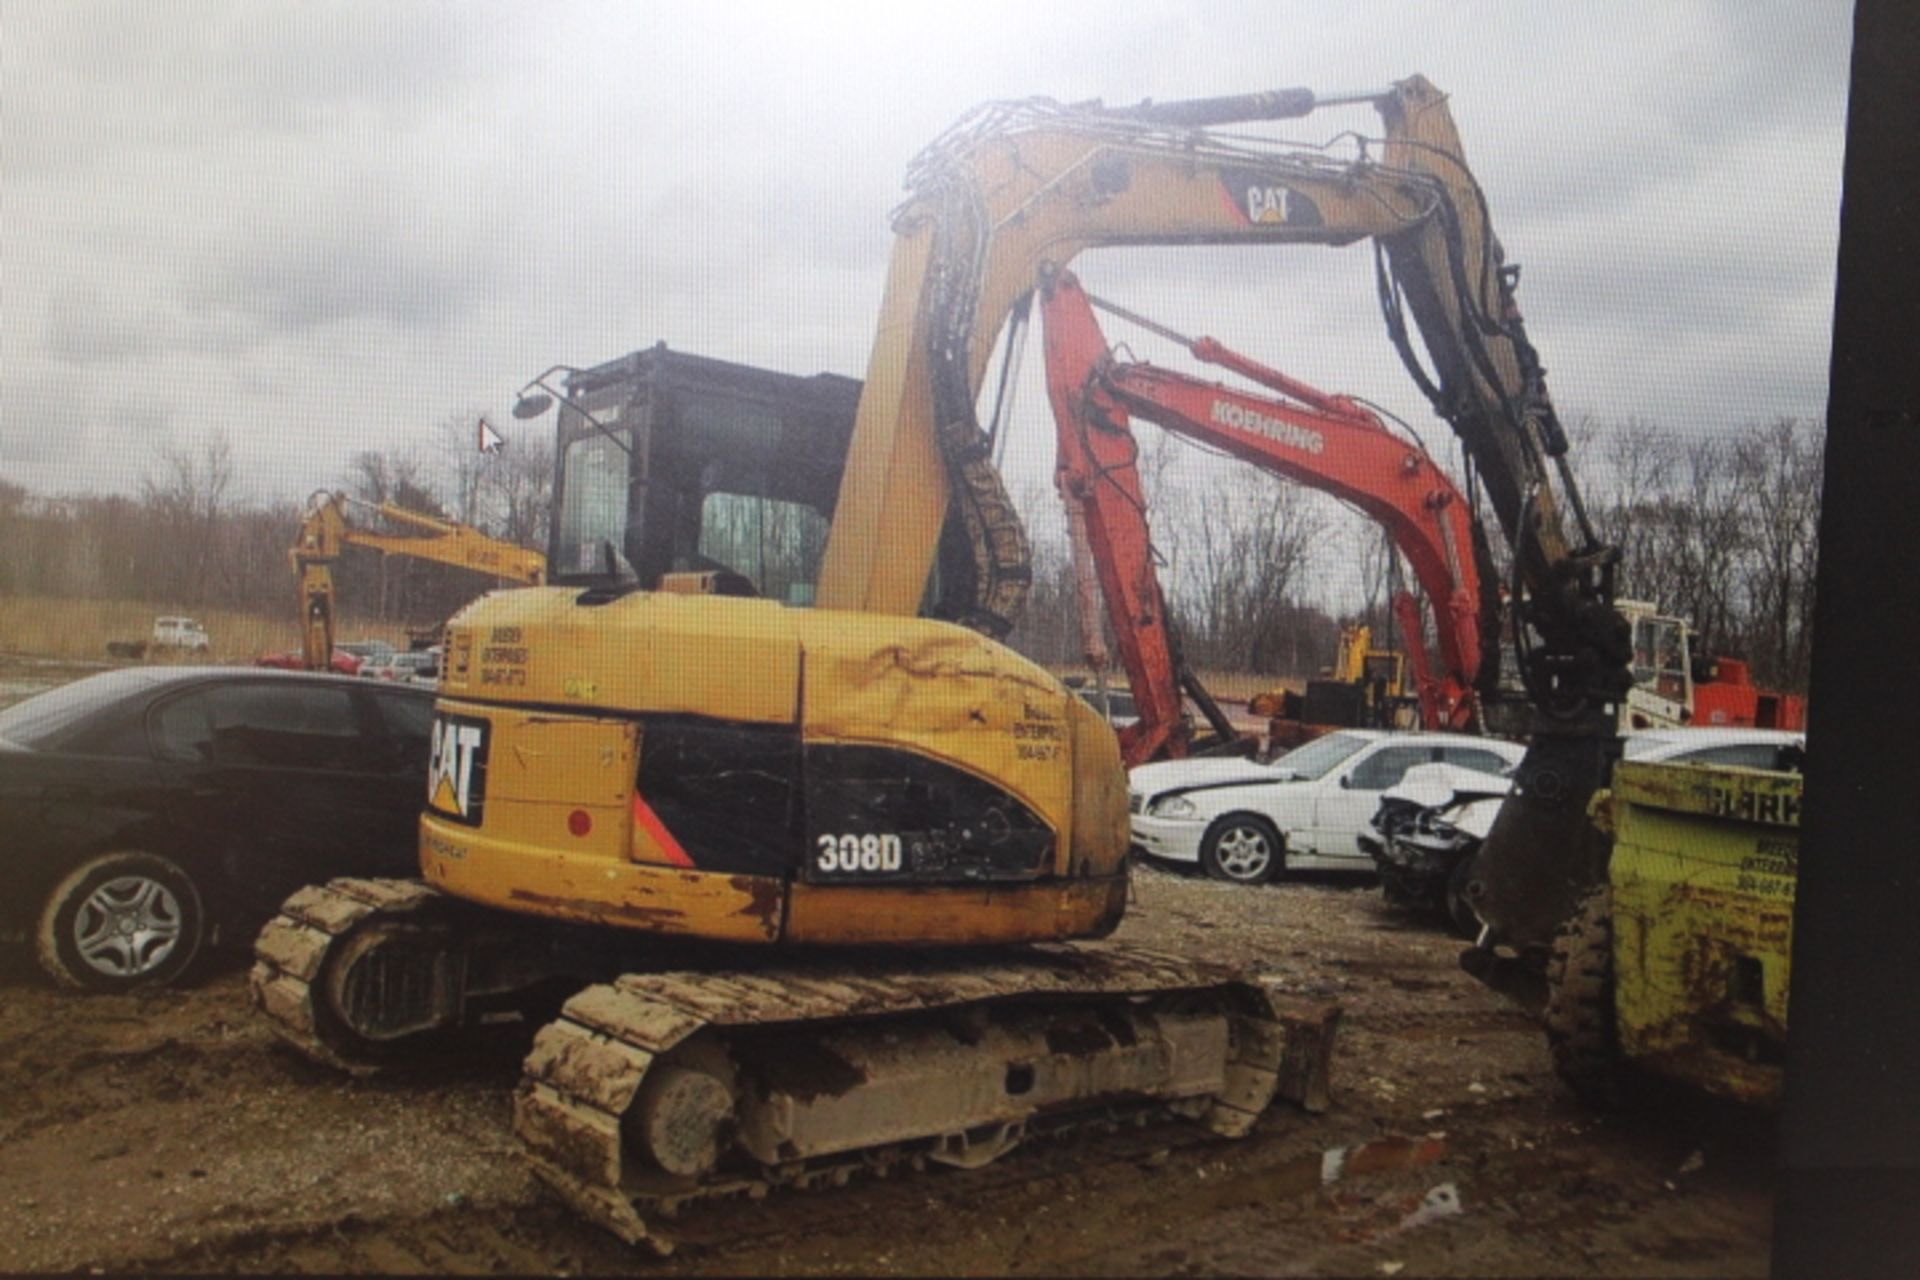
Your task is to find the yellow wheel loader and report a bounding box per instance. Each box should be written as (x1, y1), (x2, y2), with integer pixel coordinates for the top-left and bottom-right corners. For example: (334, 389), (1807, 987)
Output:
(1546, 758), (1802, 1107)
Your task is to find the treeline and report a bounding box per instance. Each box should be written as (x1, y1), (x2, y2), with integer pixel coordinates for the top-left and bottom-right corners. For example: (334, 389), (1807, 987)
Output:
(0, 418), (554, 633)
(1572, 415), (1821, 693)
(2, 414), (1821, 694)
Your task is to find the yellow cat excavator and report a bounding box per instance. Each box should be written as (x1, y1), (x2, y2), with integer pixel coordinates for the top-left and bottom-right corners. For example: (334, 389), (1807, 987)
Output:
(253, 76), (1630, 1248)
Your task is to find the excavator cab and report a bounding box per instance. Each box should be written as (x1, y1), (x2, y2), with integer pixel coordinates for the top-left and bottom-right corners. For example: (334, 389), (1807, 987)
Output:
(543, 345), (862, 602)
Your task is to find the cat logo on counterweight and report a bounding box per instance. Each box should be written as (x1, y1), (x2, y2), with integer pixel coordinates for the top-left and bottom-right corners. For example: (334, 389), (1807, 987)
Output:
(428, 713), (490, 825)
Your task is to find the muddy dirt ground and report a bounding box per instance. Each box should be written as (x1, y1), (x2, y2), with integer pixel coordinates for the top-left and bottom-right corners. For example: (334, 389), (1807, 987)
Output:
(0, 659), (1776, 1276)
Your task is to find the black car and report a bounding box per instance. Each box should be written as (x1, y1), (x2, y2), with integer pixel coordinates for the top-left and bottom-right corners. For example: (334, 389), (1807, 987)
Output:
(0, 667), (435, 991)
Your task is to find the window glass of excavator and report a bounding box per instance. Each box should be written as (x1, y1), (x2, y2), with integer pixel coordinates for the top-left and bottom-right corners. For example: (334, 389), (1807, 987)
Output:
(555, 429), (633, 578)
(675, 390), (831, 604)
(696, 492), (830, 605)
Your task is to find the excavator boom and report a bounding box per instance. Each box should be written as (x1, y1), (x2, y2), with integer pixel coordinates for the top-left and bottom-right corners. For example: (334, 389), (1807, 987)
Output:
(1040, 268), (1491, 759)
(819, 76), (1627, 951)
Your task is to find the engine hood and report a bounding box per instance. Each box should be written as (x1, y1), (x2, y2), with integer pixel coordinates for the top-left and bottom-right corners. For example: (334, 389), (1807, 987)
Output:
(1128, 756), (1285, 799)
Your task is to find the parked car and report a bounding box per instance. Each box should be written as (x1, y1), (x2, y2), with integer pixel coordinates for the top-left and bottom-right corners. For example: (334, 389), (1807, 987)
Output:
(409, 647), (443, 687)
(1366, 726), (1807, 936)
(361, 649), (440, 686)
(255, 648), (363, 676)
(1127, 729), (1525, 884)
(0, 667), (436, 992)
(151, 616), (211, 651)
(337, 640), (396, 663)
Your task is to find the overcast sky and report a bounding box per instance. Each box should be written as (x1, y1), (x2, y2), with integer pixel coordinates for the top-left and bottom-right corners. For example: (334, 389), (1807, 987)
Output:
(3, 0), (1854, 530)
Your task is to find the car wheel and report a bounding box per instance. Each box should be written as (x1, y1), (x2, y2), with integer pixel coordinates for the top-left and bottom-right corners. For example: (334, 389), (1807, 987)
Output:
(34, 852), (205, 993)
(1542, 886), (1639, 1107)
(1200, 815), (1283, 885)
(1443, 857), (1482, 938)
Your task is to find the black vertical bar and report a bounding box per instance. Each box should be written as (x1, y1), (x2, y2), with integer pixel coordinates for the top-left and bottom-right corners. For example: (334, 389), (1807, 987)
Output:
(1775, 2), (1920, 1276)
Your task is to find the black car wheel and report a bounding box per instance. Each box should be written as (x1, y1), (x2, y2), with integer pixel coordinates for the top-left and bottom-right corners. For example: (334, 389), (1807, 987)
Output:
(35, 852), (205, 992)
(1200, 815), (1284, 885)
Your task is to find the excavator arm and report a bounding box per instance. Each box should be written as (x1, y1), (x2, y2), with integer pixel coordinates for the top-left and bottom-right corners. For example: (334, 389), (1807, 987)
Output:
(290, 491), (547, 672)
(1043, 313), (1243, 764)
(819, 75), (1631, 953)
(1040, 268), (1493, 755)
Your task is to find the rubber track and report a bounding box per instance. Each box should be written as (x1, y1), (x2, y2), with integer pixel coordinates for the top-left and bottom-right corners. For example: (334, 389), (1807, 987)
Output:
(515, 942), (1339, 1252)
(248, 877), (447, 1075)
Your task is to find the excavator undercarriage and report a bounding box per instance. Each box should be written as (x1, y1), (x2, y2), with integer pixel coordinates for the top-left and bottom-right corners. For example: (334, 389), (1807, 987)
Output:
(519, 947), (1336, 1251)
(253, 878), (1338, 1254)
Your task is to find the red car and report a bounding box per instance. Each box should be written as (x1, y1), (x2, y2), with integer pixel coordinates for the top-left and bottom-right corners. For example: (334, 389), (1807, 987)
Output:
(254, 649), (363, 676)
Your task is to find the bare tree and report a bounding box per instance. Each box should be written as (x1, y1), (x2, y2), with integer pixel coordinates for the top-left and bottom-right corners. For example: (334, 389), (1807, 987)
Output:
(344, 447), (429, 509)
(484, 429), (555, 551)
(138, 432), (235, 604)
(1003, 478), (1085, 668)
(427, 410), (490, 527)
(1733, 417), (1823, 689)
(1163, 468), (1328, 673)
(1569, 413), (1822, 693)
(0, 479), (27, 594)
(339, 447), (437, 620)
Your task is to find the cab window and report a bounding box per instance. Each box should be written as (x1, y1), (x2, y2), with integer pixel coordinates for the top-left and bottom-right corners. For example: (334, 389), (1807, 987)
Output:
(1631, 616), (1688, 698)
(695, 492), (830, 605)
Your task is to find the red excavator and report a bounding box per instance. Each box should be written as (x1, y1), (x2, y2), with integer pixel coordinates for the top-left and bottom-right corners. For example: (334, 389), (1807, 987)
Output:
(1040, 268), (1497, 765)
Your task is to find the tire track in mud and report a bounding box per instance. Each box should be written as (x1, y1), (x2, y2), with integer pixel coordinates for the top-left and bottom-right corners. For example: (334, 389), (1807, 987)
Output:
(0, 1030), (264, 1145)
(128, 1205), (571, 1276)
(136, 1110), (1366, 1274)
(643, 1119), (1464, 1275)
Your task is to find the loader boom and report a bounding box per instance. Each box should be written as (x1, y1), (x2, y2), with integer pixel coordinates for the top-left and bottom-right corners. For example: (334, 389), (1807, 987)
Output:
(290, 491), (546, 672)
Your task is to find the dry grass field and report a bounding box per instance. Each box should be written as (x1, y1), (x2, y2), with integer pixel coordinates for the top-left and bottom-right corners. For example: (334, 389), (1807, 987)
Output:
(0, 598), (1300, 704)
(0, 596), (414, 665)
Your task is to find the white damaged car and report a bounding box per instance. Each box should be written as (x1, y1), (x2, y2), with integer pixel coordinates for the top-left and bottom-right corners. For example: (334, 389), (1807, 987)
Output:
(1127, 729), (1524, 885)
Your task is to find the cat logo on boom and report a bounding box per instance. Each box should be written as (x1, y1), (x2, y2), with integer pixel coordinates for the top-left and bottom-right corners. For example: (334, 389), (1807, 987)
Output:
(428, 713), (490, 825)
(1218, 166), (1325, 228)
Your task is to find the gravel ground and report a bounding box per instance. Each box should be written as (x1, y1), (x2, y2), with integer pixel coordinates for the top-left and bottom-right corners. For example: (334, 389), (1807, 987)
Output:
(0, 864), (1775, 1277)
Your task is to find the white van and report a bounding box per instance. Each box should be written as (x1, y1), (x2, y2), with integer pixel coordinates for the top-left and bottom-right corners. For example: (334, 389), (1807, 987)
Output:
(151, 617), (211, 651)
